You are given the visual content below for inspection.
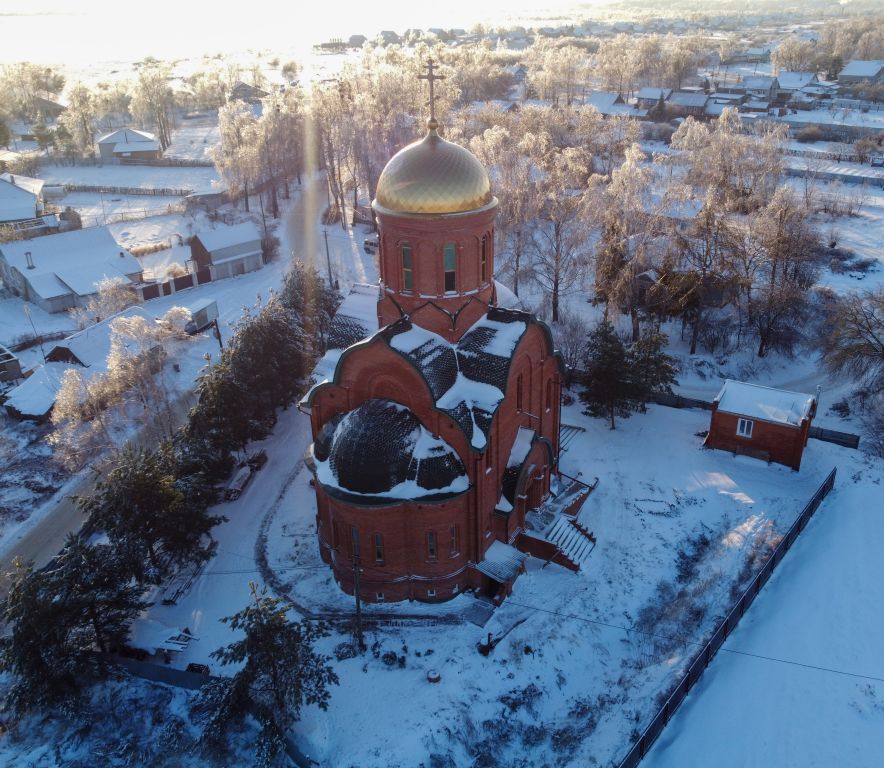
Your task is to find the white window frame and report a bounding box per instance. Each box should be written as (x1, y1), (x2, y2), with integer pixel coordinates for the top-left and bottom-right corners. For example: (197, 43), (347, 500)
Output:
(427, 589), (436, 598)
(375, 592), (385, 602)
(737, 418), (753, 438)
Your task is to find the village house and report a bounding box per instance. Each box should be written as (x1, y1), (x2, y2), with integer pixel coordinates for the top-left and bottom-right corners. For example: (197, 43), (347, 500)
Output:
(96, 128), (162, 161)
(0, 173), (43, 223)
(666, 91), (709, 118)
(775, 71), (818, 98)
(189, 220), (263, 280)
(704, 380), (818, 471)
(0, 226), (142, 314)
(0, 343), (22, 383)
(3, 306), (157, 421)
(635, 87), (672, 109)
(301, 98), (565, 604)
(838, 60), (884, 85)
(229, 81), (269, 104)
(741, 75), (779, 102)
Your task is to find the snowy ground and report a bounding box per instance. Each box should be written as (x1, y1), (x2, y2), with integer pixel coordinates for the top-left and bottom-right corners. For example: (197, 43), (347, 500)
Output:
(647, 457), (884, 768)
(164, 121), (221, 163)
(136, 392), (866, 767)
(38, 162), (220, 192)
(59, 191), (186, 229)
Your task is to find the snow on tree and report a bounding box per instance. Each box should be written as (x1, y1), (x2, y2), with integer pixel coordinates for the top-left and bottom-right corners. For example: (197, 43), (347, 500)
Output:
(0, 539), (149, 717)
(820, 290), (884, 392)
(77, 442), (222, 583)
(192, 586), (338, 764)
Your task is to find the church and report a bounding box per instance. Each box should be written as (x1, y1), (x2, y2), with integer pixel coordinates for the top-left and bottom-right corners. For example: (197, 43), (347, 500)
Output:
(301, 66), (563, 603)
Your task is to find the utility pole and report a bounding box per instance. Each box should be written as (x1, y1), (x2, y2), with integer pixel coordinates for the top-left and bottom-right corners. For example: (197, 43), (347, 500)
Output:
(23, 304), (45, 363)
(323, 227), (333, 287)
(352, 558), (365, 652)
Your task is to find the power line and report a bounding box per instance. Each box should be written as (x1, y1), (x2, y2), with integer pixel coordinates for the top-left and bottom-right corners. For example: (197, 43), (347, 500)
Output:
(504, 599), (884, 685)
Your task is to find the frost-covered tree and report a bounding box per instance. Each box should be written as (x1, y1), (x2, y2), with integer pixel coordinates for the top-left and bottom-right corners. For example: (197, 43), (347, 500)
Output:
(58, 82), (98, 157)
(130, 62), (174, 149)
(820, 290), (884, 391)
(214, 99), (258, 212)
(69, 276), (140, 329)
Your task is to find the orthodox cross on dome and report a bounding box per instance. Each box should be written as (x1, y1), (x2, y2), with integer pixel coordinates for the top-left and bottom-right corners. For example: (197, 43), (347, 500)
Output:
(418, 58), (445, 129)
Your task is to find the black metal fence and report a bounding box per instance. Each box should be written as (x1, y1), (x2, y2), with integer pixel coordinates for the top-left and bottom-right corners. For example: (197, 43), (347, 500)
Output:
(617, 466), (837, 768)
(809, 426), (860, 449)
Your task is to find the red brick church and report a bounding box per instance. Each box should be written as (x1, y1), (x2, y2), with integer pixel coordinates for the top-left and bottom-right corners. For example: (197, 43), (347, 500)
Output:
(302, 68), (563, 603)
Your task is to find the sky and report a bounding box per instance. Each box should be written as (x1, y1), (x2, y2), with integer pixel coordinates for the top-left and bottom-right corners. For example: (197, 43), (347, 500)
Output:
(0, 1), (600, 66)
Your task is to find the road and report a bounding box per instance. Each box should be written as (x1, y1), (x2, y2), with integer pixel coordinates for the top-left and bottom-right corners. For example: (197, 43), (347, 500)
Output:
(0, 389), (198, 595)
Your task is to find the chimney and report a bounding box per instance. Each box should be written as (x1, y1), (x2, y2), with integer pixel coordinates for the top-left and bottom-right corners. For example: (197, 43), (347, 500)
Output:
(25, 251), (34, 269)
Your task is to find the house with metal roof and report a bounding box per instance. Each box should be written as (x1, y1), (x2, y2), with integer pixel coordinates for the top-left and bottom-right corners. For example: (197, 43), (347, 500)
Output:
(0, 226), (142, 313)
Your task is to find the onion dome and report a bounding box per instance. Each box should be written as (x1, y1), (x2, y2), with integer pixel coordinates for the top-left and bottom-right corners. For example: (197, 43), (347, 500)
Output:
(373, 126), (494, 216)
(314, 399), (467, 501)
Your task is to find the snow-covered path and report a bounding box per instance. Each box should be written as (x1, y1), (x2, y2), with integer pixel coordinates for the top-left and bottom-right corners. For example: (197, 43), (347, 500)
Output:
(646, 473), (884, 768)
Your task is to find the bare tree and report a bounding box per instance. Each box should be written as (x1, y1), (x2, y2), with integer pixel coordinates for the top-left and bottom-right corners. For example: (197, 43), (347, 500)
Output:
(130, 62), (175, 150)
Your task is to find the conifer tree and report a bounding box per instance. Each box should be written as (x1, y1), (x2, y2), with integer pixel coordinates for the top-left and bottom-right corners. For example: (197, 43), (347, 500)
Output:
(78, 442), (222, 582)
(193, 586), (338, 761)
(0, 540), (149, 717)
(579, 322), (677, 429)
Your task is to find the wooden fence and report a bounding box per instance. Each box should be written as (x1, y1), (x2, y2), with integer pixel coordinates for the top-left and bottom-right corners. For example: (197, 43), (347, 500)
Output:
(63, 183), (193, 196)
(617, 466), (837, 768)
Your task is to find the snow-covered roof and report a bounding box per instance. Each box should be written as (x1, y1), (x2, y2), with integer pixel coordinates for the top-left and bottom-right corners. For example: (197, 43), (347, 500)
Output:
(586, 91), (622, 110)
(3, 362), (69, 418)
(48, 306), (155, 368)
(96, 127), (157, 145)
(313, 398), (468, 502)
(113, 140), (161, 155)
(194, 221), (262, 253)
(383, 310), (528, 449)
(636, 87), (671, 101)
(0, 177), (38, 222)
(705, 102), (727, 116)
(0, 226), (141, 300)
(742, 75), (777, 90)
(475, 540), (527, 583)
(776, 72), (816, 91)
(714, 380), (816, 427)
(0, 172), (44, 197)
(668, 92), (708, 108)
(839, 60), (884, 78)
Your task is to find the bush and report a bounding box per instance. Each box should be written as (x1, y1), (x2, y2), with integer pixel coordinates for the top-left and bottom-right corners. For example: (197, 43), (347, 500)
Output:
(796, 125), (824, 143)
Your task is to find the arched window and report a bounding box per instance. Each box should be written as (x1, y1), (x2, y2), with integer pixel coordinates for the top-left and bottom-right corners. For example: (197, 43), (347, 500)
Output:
(517, 374), (524, 411)
(443, 242), (456, 292)
(480, 235), (488, 282)
(373, 533), (384, 564)
(401, 242), (413, 291)
(427, 530), (438, 561)
(350, 526), (361, 559)
(450, 525), (460, 556)
(546, 380), (552, 412)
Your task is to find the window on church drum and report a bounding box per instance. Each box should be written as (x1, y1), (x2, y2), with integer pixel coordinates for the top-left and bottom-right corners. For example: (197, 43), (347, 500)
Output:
(450, 525), (460, 556)
(374, 533), (384, 564)
(427, 530), (438, 561)
(737, 418), (753, 438)
(546, 380), (552, 412)
(443, 242), (456, 292)
(401, 243), (413, 291)
(485, 443), (493, 473)
(481, 235), (488, 282)
(517, 374), (524, 411)
(350, 526), (360, 559)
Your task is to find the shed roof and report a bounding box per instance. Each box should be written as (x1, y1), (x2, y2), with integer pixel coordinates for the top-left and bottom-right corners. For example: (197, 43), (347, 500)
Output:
(194, 221), (262, 253)
(636, 87), (672, 101)
(839, 60), (884, 78)
(776, 72), (816, 91)
(97, 127), (157, 145)
(0, 177), (38, 222)
(476, 540), (527, 583)
(714, 379), (815, 427)
(3, 362), (69, 418)
(113, 140), (161, 155)
(48, 306), (155, 368)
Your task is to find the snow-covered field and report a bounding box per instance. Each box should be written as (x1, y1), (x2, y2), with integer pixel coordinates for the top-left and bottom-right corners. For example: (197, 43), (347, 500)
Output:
(39, 163), (220, 192)
(647, 459), (884, 768)
(59, 191), (186, 229)
(164, 121), (221, 162)
(138, 396), (863, 767)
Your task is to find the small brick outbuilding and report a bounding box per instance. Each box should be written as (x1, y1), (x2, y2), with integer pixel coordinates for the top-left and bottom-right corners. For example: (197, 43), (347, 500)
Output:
(704, 380), (818, 471)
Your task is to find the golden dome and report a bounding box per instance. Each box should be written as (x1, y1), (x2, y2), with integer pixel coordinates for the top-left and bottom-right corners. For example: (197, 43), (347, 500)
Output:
(373, 127), (494, 216)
